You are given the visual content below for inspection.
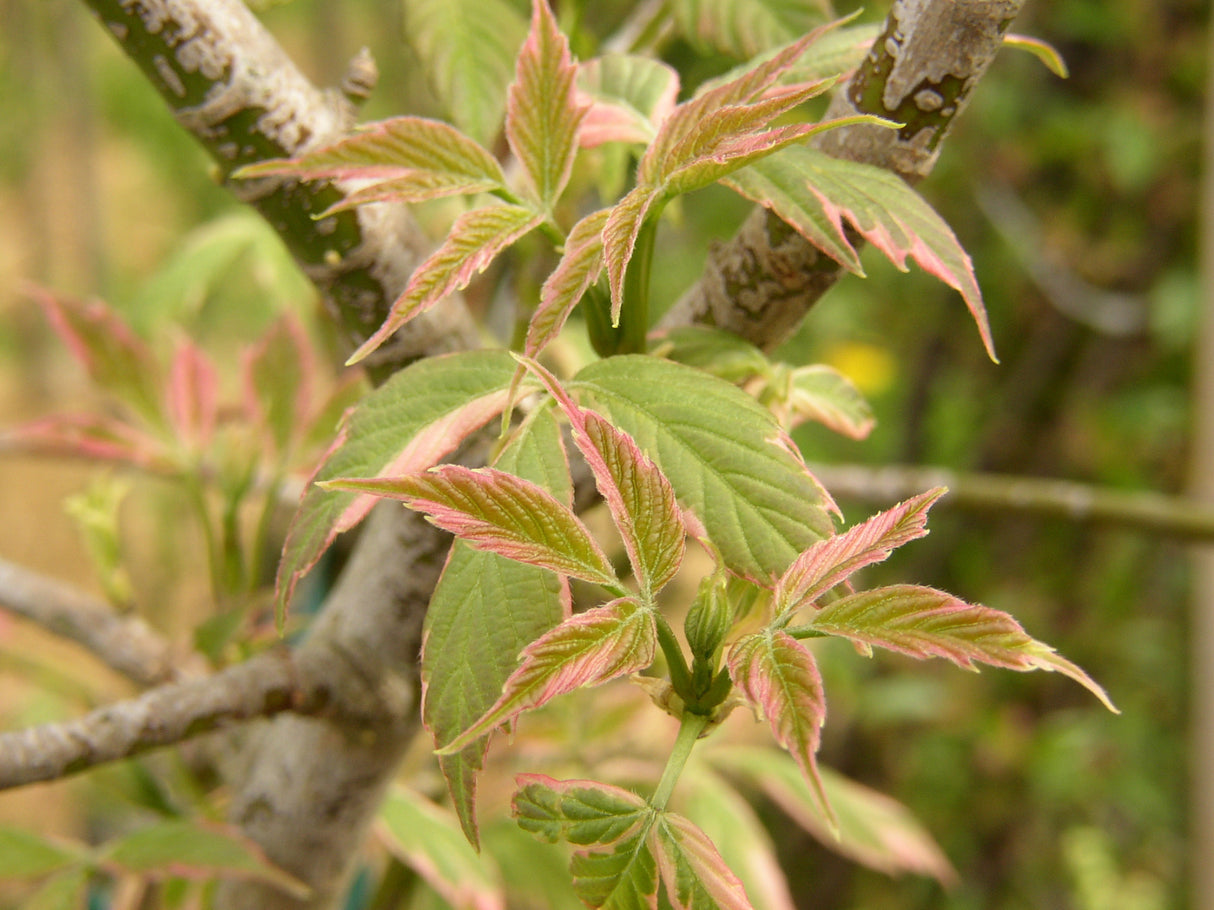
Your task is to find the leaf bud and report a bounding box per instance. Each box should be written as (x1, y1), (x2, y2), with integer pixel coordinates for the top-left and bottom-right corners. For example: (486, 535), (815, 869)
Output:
(684, 571), (732, 661)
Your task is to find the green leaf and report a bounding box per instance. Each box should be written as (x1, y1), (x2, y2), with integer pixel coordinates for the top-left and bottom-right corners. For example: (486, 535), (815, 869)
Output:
(727, 631), (832, 827)
(528, 208), (610, 357)
(349, 203), (544, 364)
(513, 774), (650, 846)
(275, 350), (519, 623)
(18, 869), (90, 910)
(573, 832), (660, 909)
(99, 820), (309, 897)
(810, 584), (1118, 711)
(651, 813), (754, 909)
(651, 326), (770, 384)
(234, 117), (507, 211)
(677, 765), (795, 910)
(524, 357), (685, 599)
(0, 827), (85, 879)
(506, 0), (585, 210)
(376, 786), (503, 908)
(771, 364), (874, 438)
(699, 23), (878, 93)
(404, 0), (529, 146)
(672, 0), (833, 58)
(724, 146), (996, 360)
(706, 745), (958, 885)
(329, 464), (616, 585)
(243, 313), (310, 458)
(577, 55), (680, 147)
(423, 410), (571, 845)
(573, 356), (837, 582)
(439, 598), (657, 752)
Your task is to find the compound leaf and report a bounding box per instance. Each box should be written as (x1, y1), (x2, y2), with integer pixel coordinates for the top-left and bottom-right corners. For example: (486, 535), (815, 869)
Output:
(574, 356), (836, 582)
(439, 598), (656, 753)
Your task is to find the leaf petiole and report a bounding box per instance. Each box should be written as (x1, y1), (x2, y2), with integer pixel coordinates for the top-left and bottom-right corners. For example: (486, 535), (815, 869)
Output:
(650, 711), (710, 812)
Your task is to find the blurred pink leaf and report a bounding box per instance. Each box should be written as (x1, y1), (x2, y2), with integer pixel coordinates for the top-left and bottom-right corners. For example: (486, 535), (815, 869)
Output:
(166, 337), (218, 451)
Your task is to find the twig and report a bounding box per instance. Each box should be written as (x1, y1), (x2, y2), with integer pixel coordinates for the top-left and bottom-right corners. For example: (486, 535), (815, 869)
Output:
(0, 558), (179, 687)
(811, 463), (1214, 541)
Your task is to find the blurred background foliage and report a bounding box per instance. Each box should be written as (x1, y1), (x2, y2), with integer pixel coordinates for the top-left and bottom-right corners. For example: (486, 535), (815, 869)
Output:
(0, 0), (1204, 908)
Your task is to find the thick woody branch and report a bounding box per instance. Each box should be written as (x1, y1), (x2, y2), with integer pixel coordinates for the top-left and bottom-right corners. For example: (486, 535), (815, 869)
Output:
(661, 0), (1022, 349)
(0, 558), (179, 687)
(811, 464), (1214, 542)
(80, 0), (477, 376)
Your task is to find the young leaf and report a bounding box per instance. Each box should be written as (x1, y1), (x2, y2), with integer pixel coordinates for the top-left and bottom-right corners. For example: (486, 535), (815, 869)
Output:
(522, 357), (685, 599)
(423, 410), (571, 846)
(275, 350), (518, 622)
(439, 598), (657, 753)
(98, 820), (309, 897)
(513, 774), (650, 847)
(724, 146), (997, 360)
(507, 0), (585, 211)
(5, 413), (170, 473)
(672, 0), (833, 59)
(576, 55), (680, 148)
(772, 363), (875, 438)
(165, 337), (218, 451)
(243, 313), (312, 459)
(1003, 33), (1069, 79)
(651, 326), (770, 384)
(403, 0), (529, 146)
(234, 117), (507, 209)
(527, 208), (610, 357)
(651, 812), (755, 910)
(349, 204), (544, 364)
(698, 23), (879, 94)
(376, 786), (504, 910)
(328, 465), (616, 585)
(30, 288), (164, 427)
(773, 488), (944, 618)
(677, 765), (796, 910)
(810, 584), (1118, 711)
(727, 630), (832, 826)
(0, 827), (85, 878)
(706, 745), (958, 886)
(574, 356), (837, 582)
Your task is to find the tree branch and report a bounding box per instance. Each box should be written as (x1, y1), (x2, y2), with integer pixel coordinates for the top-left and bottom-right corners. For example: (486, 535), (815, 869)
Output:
(661, 0), (1023, 349)
(0, 558), (180, 688)
(810, 464), (1214, 541)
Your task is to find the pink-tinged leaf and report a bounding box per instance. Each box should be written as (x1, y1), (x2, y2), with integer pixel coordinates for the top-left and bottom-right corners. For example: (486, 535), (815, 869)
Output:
(1003, 33), (1069, 79)
(424, 410), (571, 847)
(275, 350), (518, 625)
(696, 21), (879, 94)
(651, 812), (755, 910)
(348, 204), (544, 364)
(234, 117), (506, 203)
(603, 185), (664, 324)
(166, 337), (218, 451)
(243, 313), (313, 458)
(29, 287), (164, 426)
(376, 787), (504, 910)
(521, 356), (685, 598)
(327, 465), (617, 586)
(513, 774), (650, 847)
(774, 489), (945, 618)
(810, 584), (1118, 712)
(506, 0), (586, 210)
(637, 29), (823, 187)
(728, 146), (996, 361)
(774, 363), (874, 438)
(576, 55), (680, 148)
(728, 631), (833, 827)
(4, 414), (170, 473)
(439, 598), (656, 753)
(707, 745), (958, 886)
(527, 208), (609, 357)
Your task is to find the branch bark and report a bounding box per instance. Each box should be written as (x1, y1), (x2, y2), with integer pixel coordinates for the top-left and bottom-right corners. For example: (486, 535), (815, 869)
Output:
(660, 0), (1022, 349)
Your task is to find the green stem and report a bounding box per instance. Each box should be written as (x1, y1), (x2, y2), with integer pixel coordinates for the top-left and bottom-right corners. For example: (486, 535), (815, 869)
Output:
(619, 216), (659, 355)
(650, 712), (709, 812)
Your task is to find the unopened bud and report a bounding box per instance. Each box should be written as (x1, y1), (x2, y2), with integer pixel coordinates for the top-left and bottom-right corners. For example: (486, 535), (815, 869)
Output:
(684, 572), (731, 660)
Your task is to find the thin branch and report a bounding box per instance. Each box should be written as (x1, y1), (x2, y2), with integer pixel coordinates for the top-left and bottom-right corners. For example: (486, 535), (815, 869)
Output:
(0, 558), (180, 687)
(811, 463), (1214, 541)
(661, 0), (1024, 349)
